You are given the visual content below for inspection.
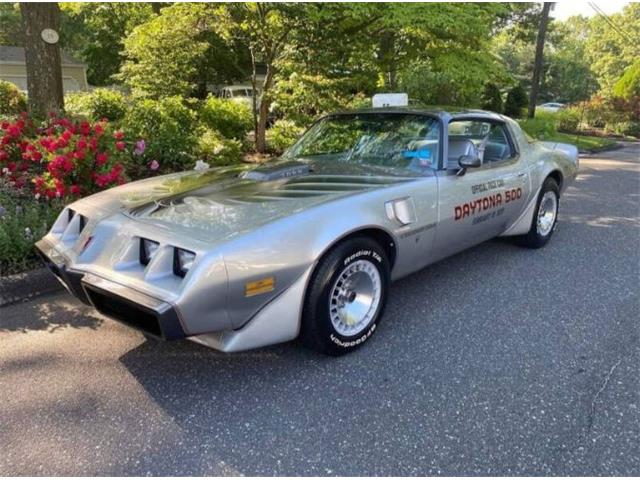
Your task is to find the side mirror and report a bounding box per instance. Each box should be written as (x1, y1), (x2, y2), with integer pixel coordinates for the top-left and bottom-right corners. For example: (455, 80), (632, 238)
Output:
(457, 154), (481, 176)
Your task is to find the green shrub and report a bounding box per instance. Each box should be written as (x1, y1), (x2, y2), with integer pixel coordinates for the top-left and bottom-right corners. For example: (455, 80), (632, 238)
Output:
(65, 88), (128, 122)
(556, 108), (581, 133)
(518, 114), (557, 139)
(481, 83), (503, 113)
(0, 80), (27, 116)
(607, 120), (640, 138)
(0, 184), (63, 275)
(266, 120), (304, 153)
(199, 96), (252, 140)
(504, 85), (528, 118)
(195, 128), (243, 166)
(122, 96), (198, 177)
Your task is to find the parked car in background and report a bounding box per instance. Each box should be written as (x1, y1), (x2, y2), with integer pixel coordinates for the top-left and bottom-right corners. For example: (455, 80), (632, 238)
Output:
(538, 102), (566, 113)
(220, 85), (257, 109)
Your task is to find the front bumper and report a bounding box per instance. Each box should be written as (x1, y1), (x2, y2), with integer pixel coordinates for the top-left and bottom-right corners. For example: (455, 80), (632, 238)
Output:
(35, 240), (186, 340)
(35, 239), (90, 304)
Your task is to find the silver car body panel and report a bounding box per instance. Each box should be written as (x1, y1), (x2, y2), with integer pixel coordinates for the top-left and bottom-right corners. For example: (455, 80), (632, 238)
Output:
(36, 108), (578, 351)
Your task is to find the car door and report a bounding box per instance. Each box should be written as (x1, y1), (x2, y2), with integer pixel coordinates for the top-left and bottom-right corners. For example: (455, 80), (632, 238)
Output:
(432, 119), (530, 261)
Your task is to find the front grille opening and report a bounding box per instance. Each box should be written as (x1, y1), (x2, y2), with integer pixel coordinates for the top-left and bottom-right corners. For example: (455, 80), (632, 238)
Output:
(86, 287), (162, 337)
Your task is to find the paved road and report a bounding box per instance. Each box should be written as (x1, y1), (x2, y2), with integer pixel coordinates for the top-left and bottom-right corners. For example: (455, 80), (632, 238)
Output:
(1, 143), (638, 475)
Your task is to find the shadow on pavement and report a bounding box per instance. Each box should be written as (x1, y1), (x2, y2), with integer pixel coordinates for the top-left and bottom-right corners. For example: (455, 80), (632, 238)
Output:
(0, 293), (103, 333)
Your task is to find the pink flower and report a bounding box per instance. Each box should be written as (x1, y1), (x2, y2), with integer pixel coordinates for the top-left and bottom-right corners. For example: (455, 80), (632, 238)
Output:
(115, 141), (125, 151)
(113, 131), (125, 140)
(133, 139), (146, 156)
(95, 152), (108, 166)
(149, 160), (159, 171)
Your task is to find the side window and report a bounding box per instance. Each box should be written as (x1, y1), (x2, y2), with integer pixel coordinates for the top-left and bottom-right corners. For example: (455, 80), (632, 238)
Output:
(447, 120), (514, 169)
(484, 124), (513, 163)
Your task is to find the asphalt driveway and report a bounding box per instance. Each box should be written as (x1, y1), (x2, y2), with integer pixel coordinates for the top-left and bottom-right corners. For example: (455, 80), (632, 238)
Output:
(1, 142), (638, 475)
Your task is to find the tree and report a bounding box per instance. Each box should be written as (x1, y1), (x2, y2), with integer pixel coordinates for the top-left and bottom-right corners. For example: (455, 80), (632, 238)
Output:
(504, 85), (528, 117)
(613, 60), (640, 101)
(542, 15), (598, 103)
(481, 83), (503, 112)
(0, 3), (23, 46)
(585, 3), (640, 95)
(214, 3), (308, 152)
(119, 3), (247, 99)
(60, 3), (156, 86)
(528, 2), (553, 118)
(20, 2), (64, 117)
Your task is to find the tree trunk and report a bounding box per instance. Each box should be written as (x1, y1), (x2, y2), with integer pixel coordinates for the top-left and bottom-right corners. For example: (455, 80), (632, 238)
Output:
(379, 31), (397, 90)
(250, 47), (259, 149)
(20, 3), (64, 118)
(528, 2), (553, 119)
(255, 64), (275, 154)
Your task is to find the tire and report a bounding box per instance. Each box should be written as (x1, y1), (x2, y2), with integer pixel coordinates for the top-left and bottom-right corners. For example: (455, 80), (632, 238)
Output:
(516, 177), (560, 248)
(300, 237), (390, 356)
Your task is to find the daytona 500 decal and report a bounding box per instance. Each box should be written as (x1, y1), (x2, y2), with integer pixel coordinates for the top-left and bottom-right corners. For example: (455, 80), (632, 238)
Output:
(455, 187), (522, 221)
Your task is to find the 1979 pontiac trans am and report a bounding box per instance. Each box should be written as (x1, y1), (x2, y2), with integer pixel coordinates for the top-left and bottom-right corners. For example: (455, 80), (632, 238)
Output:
(36, 108), (578, 355)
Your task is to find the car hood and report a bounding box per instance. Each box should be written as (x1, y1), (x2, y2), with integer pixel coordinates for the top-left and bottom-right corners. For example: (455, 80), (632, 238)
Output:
(78, 159), (417, 243)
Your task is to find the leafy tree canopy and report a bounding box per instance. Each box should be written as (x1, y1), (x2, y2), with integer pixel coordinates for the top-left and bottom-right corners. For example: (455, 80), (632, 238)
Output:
(585, 3), (640, 95)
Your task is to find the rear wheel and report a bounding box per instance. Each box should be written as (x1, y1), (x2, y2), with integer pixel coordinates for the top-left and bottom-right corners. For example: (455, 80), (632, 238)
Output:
(516, 177), (560, 248)
(300, 237), (390, 356)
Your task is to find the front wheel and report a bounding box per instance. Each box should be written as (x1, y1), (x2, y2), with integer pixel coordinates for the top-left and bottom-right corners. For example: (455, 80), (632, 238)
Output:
(300, 237), (390, 356)
(516, 177), (560, 248)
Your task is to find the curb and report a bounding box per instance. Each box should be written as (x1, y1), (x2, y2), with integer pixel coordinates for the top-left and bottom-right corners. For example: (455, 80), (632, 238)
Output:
(0, 267), (63, 307)
(579, 142), (624, 155)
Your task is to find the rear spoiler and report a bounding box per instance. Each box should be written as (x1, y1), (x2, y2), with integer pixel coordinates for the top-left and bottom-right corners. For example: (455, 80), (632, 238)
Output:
(540, 141), (579, 166)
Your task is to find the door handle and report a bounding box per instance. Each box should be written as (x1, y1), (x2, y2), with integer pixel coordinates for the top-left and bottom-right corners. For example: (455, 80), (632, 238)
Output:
(517, 172), (526, 178)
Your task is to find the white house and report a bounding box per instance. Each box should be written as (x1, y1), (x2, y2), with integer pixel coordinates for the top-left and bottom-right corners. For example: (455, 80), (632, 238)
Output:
(0, 45), (89, 93)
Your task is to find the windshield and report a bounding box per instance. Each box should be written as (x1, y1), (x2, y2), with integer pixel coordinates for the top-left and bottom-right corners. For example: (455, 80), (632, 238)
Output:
(232, 89), (251, 98)
(284, 113), (440, 172)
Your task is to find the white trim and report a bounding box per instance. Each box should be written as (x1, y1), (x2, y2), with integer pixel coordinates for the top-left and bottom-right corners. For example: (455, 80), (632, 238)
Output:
(0, 60), (86, 67)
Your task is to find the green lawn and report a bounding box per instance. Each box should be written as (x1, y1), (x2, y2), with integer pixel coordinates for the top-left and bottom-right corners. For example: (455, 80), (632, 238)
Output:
(546, 132), (616, 152)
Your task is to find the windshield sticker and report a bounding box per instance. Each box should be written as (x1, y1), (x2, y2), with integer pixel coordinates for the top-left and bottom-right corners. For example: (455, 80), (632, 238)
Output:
(455, 188), (522, 221)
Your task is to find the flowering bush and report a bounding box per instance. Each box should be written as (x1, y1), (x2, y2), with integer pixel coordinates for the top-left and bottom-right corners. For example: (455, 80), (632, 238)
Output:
(571, 95), (640, 137)
(0, 182), (62, 275)
(122, 96), (198, 177)
(0, 113), (131, 200)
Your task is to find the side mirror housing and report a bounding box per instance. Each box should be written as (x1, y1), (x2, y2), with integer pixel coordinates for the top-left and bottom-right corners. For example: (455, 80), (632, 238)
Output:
(457, 154), (481, 176)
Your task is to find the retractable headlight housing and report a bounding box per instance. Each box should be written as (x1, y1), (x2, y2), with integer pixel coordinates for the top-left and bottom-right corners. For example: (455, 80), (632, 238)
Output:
(139, 238), (160, 265)
(173, 248), (196, 278)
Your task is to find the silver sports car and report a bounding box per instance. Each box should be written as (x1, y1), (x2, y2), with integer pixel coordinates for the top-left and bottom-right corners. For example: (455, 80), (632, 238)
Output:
(36, 108), (578, 355)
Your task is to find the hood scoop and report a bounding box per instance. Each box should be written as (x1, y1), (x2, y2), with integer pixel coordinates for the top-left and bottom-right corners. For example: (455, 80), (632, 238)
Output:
(241, 161), (310, 182)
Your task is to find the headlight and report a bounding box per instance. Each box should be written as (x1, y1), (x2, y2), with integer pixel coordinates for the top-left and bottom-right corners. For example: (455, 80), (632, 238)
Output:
(139, 238), (160, 266)
(173, 248), (196, 278)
